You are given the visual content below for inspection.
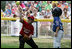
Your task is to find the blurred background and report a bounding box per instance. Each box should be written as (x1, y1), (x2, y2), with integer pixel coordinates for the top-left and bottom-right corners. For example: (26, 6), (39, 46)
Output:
(1, 1), (71, 48)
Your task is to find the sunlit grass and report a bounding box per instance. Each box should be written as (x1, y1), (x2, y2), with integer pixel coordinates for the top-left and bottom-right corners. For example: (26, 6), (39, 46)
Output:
(1, 36), (71, 48)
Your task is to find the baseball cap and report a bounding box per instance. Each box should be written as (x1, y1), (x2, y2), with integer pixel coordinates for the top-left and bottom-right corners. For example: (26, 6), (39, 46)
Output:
(28, 16), (34, 20)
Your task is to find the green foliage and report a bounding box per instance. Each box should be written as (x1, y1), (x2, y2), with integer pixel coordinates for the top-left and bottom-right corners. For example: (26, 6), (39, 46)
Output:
(1, 1), (6, 11)
(66, 1), (71, 4)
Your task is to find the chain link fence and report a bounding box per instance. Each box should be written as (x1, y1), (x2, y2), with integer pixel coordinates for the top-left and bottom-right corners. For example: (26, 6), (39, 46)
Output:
(1, 20), (71, 39)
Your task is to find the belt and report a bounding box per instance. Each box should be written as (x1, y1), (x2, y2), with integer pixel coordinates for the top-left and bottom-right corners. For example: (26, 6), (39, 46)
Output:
(59, 29), (64, 31)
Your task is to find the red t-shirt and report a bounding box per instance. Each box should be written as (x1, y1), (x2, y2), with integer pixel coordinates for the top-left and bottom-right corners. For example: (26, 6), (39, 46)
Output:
(20, 20), (34, 36)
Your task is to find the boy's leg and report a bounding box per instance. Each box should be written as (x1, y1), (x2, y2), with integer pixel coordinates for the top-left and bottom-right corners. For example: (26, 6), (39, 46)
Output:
(53, 36), (58, 48)
(19, 35), (25, 48)
(26, 38), (38, 48)
(56, 30), (63, 48)
(53, 37), (56, 48)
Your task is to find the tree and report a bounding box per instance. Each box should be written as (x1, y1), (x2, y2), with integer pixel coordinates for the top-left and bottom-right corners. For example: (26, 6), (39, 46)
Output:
(1, 1), (6, 11)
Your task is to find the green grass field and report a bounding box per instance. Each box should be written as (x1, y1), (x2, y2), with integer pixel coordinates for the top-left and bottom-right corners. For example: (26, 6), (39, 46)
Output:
(1, 36), (71, 48)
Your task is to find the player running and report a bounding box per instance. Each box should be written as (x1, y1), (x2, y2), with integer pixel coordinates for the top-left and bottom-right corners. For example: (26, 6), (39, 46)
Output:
(52, 7), (64, 48)
(18, 6), (38, 48)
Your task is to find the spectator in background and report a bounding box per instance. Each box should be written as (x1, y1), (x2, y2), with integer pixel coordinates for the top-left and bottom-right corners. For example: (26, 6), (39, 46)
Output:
(1, 9), (3, 12)
(4, 3), (11, 17)
(36, 1), (42, 12)
(26, 1), (31, 8)
(64, 3), (68, 9)
(4, 8), (11, 17)
(20, 1), (26, 11)
(40, 1), (46, 10)
(57, 1), (64, 10)
(35, 10), (40, 19)
(4, 4), (8, 17)
(1, 9), (4, 17)
(2, 1), (71, 19)
(12, 4), (17, 14)
(24, 1), (28, 6)
(62, 8), (70, 19)
(52, 3), (57, 8)
(52, 1), (58, 4)
(45, 9), (52, 35)
(35, 10), (45, 36)
(8, 3), (11, 10)
(29, 4), (35, 13)
(68, 3), (71, 19)
(45, 1), (52, 11)
(45, 9), (52, 18)
(34, 1), (37, 8)
(35, 9), (45, 19)
(10, 4), (16, 18)
(34, 12), (37, 18)
(42, 1), (47, 6)
(62, 1), (66, 3)
(12, 1), (16, 6)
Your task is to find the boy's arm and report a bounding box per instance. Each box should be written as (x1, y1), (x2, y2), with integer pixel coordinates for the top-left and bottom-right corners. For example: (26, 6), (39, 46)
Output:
(19, 14), (24, 23)
(29, 34), (32, 38)
(55, 26), (59, 37)
(18, 5), (24, 23)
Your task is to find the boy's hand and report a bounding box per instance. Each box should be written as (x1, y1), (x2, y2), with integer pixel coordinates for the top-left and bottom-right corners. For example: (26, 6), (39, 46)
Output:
(24, 34), (29, 38)
(55, 33), (58, 37)
(29, 34), (32, 39)
(23, 34), (29, 41)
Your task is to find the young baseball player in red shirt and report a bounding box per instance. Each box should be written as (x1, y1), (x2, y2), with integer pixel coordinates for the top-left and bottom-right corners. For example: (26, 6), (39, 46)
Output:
(19, 12), (38, 48)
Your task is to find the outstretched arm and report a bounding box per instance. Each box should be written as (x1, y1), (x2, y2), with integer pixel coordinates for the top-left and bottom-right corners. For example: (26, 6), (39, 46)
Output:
(18, 5), (24, 23)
